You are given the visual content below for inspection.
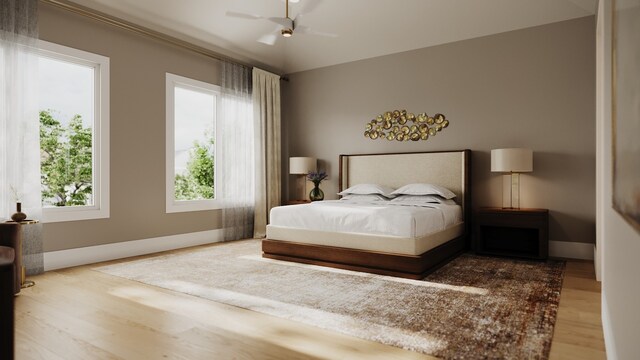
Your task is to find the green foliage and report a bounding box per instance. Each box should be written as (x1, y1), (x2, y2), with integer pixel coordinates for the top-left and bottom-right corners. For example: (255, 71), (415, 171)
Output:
(40, 110), (93, 207)
(174, 135), (215, 201)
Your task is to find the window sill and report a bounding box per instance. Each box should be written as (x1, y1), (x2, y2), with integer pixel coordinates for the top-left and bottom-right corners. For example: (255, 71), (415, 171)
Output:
(42, 206), (109, 223)
(166, 199), (219, 213)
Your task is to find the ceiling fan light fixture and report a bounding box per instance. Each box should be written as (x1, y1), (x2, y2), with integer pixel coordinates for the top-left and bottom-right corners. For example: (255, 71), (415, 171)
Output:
(228, 0), (334, 46)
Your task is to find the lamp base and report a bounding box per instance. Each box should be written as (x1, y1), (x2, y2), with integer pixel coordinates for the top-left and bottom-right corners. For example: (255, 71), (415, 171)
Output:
(294, 175), (310, 201)
(502, 173), (521, 209)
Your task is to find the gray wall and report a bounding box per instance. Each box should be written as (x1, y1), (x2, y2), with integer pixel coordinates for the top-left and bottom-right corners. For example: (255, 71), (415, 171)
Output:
(283, 16), (596, 244)
(40, 3), (222, 251)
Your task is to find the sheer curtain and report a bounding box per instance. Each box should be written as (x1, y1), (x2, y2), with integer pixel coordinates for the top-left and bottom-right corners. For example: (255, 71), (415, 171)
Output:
(0, 0), (43, 274)
(220, 61), (255, 240)
(252, 68), (281, 238)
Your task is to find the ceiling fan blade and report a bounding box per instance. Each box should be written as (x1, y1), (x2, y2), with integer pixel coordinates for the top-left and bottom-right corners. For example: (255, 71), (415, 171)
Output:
(226, 11), (264, 20)
(295, 25), (337, 38)
(267, 17), (292, 28)
(299, 0), (323, 15)
(257, 29), (279, 46)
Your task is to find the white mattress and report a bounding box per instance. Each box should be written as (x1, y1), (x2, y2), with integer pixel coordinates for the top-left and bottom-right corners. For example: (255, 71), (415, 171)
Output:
(266, 223), (464, 256)
(269, 200), (463, 238)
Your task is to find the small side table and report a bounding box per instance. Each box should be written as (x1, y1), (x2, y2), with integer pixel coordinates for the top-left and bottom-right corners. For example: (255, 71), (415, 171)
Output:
(285, 200), (311, 205)
(474, 208), (549, 260)
(5, 219), (39, 288)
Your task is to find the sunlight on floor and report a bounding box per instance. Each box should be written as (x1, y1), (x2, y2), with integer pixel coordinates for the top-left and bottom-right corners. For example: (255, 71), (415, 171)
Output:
(240, 254), (489, 296)
(108, 284), (447, 359)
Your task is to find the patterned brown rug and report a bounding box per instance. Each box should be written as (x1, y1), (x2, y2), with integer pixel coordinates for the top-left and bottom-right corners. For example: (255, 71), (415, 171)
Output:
(95, 239), (564, 359)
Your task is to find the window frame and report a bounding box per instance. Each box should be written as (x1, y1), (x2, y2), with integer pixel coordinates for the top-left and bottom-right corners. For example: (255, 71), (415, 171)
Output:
(38, 40), (110, 223)
(165, 73), (221, 213)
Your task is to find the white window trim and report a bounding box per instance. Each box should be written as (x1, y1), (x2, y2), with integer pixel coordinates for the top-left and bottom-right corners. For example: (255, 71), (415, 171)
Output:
(166, 73), (221, 213)
(38, 40), (110, 223)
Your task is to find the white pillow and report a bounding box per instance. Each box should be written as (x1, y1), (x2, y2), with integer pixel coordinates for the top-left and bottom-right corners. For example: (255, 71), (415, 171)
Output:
(390, 194), (455, 204)
(390, 183), (456, 199)
(338, 184), (396, 197)
(340, 194), (390, 201)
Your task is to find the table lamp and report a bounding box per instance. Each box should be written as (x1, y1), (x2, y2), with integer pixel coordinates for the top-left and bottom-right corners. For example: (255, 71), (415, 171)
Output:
(491, 148), (533, 209)
(289, 157), (317, 201)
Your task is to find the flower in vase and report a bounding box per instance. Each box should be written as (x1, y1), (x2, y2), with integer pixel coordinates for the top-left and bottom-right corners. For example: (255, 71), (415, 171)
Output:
(306, 171), (328, 187)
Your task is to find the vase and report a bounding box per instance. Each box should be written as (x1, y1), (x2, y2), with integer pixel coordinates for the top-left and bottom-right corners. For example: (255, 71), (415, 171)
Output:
(309, 184), (324, 202)
(11, 202), (27, 223)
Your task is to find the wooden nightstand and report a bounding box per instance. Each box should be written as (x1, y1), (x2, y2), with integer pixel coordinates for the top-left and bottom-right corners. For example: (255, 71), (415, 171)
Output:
(285, 200), (311, 205)
(474, 207), (549, 260)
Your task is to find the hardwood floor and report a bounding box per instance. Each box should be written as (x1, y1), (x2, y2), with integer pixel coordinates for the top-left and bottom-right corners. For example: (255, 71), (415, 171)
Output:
(14, 246), (606, 359)
(549, 261), (607, 360)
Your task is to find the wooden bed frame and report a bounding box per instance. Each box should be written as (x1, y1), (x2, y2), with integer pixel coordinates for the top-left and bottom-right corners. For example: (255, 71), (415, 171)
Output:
(263, 150), (472, 279)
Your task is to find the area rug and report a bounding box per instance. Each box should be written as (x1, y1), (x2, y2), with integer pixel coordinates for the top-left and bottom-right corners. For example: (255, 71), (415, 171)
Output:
(95, 239), (564, 359)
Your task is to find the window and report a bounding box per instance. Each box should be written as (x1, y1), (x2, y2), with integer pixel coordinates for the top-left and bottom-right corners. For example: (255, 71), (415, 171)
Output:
(38, 41), (110, 223)
(166, 73), (220, 213)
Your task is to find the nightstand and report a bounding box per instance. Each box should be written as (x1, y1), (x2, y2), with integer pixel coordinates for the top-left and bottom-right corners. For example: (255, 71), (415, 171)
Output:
(285, 200), (311, 205)
(474, 207), (549, 260)
(5, 219), (40, 288)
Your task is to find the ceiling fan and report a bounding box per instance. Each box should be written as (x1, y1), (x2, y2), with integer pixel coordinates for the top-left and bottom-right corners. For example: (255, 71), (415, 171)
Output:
(226, 0), (337, 46)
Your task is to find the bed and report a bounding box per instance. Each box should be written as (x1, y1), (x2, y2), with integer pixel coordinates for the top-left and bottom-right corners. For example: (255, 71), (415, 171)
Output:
(263, 150), (471, 279)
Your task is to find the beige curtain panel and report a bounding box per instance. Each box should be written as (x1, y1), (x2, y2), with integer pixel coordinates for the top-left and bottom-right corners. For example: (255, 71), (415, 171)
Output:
(252, 68), (282, 238)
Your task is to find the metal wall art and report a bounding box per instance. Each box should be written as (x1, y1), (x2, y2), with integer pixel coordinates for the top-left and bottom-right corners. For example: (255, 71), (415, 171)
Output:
(364, 110), (450, 142)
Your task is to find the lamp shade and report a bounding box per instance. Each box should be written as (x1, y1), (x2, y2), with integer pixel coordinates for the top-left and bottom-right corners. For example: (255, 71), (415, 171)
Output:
(289, 157), (317, 174)
(491, 148), (533, 173)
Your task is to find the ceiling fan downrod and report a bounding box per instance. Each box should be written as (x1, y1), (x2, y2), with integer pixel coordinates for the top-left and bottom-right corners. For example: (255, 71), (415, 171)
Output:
(281, 0), (293, 37)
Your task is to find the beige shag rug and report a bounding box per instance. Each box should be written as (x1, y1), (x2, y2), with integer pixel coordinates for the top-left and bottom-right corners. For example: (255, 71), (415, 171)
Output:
(95, 239), (564, 359)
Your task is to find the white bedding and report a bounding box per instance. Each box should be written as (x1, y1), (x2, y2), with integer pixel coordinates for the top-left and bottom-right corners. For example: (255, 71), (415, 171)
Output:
(269, 199), (463, 238)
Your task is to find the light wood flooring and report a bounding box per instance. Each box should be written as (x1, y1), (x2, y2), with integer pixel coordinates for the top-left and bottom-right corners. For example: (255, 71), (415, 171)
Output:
(14, 245), (606, 359)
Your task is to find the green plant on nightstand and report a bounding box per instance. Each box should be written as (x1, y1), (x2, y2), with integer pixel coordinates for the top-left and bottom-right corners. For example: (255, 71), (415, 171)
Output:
(306, 171), (328, 202)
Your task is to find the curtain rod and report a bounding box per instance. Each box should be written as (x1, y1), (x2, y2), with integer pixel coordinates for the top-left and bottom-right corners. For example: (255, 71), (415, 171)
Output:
(40, 0), (272, 74)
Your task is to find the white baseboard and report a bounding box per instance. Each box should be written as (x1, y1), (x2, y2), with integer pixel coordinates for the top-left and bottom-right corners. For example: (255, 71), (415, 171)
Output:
(44, 229), (224, 271)
(601, 292), (616, 360)
(594, 245), (601, 281)
(43, 234), (594, 270)
(549, 240), (595, 260)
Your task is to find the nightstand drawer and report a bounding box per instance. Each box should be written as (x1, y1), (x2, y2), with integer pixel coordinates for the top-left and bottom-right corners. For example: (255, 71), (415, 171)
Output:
(475, 208), (549, 260)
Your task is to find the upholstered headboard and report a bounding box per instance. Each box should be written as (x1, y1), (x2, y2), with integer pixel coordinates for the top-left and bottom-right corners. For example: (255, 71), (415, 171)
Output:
(339, 150), (471, 225)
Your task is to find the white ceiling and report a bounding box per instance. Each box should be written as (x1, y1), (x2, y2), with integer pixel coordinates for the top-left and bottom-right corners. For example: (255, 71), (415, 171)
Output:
(67, 0), (596, 74)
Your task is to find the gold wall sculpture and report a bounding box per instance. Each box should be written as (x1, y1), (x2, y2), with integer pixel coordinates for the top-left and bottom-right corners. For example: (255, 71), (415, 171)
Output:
(364, 110), (449, 142)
